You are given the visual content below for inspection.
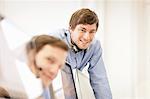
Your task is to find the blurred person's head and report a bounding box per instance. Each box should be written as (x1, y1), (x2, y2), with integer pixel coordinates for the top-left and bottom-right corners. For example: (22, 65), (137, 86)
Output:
(26, 35), (68, 87)
(0, 86), (10, 98)
(69, 8), (99, 50)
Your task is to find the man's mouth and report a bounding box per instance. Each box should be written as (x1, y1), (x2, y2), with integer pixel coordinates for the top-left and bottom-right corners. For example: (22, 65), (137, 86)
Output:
(80, 40), (88, 45)
(44, 72), (54, 80)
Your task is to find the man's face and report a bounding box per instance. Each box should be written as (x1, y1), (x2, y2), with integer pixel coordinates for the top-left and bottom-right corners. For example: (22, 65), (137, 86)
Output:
(35, 45), (67, 87)
(70, 24), (97, 49)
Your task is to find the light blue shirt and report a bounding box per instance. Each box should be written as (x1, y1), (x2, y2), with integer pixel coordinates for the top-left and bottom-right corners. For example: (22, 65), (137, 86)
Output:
(43, 87), (51, 99)
(49, 29), (112, 99)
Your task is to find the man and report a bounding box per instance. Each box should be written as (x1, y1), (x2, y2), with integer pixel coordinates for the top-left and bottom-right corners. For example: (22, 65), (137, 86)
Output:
(1, 15), (69, 99)
(26, 35), (68, 87)
(26, 35), (69, 99)
(49, 8), (112, 99)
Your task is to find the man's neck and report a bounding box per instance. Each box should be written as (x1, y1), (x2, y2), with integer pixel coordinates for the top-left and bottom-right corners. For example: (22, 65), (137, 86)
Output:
(71, 40), (82, 53)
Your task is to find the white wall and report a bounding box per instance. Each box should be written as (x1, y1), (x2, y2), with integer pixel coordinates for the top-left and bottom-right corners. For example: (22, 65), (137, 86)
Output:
(104, 1), (135, 98)
(137, 0), (150, 98)
(0, 0), (150, 99)
(0, 0), (82, 35)
(103, 0), (150, 99)
(145, 4), (150, 98)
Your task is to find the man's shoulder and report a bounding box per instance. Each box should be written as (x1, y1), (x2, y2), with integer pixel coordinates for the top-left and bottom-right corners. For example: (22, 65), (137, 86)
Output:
(90, 39), (101, 49)
(49, 28), (68, 39)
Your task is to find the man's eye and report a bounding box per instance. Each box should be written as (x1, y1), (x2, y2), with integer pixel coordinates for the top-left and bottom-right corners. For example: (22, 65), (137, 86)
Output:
(47, 57), (51, 60)
(47, 58), (54, 63)
(90, 31), (96, 34)
(81, 29), (85, 32)
(79, 29), (86, 32)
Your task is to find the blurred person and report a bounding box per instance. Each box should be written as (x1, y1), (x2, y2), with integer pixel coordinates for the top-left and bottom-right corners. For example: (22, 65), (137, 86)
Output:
(26, 35), (68, 99)
(49, 8), (112, 99)
(1, 15), (69, 98)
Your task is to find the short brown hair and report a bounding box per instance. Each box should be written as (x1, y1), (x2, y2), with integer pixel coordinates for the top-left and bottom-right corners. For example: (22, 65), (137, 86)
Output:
(69, 8), (99, 30)
(26, 35), (69, 53)
(0, 86), (10, 98)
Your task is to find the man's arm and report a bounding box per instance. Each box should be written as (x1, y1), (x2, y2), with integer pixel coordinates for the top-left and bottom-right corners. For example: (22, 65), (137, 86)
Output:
(88, 40), (112, 99)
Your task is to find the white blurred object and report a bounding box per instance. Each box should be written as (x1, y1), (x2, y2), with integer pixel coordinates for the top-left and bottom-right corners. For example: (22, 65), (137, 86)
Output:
(74, 69), (95, 99)
(0, 17), (43, 98)
(52, 70), (65, 99)
(16, 60), (43, 99)
(1, 18), (30, 50)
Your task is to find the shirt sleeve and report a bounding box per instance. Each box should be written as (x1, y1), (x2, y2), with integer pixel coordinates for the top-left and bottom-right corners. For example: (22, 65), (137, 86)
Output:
(88, 40), (112, 99)
(49, 29), (66, 40)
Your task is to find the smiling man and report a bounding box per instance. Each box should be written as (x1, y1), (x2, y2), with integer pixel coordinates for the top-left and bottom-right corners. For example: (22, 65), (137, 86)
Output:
(49, 8), (112, 99)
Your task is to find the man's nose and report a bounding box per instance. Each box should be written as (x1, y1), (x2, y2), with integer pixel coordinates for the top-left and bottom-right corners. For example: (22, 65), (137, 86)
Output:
(49, 65), (59, 76)
(83, 32), (90, 40)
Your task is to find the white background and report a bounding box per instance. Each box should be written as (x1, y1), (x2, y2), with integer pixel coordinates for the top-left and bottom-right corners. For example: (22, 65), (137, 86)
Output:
(0, 0), (150, 99)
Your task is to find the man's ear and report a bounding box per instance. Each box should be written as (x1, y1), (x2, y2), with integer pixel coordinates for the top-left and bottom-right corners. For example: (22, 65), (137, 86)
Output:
(27, 50), (39, 77)
(27, 49), (35, 66)
(69, 26), (73, 33)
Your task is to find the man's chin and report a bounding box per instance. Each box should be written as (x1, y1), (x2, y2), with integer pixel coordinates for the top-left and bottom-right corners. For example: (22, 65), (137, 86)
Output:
(78, 45), (89, 50)
(43, 80), (51, 88)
